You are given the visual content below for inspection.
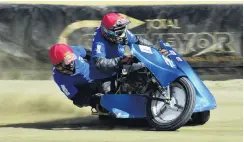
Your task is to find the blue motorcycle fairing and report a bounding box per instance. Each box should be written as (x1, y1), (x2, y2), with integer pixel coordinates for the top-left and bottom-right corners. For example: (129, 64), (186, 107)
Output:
(100, 41), (217, 118)
(100, 94), (147, 118)
(129, 44), (186, 88)
(159, 41), (217, 112)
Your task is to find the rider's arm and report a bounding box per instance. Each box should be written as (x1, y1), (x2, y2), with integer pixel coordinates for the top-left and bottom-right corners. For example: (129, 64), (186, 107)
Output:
(53, 71), (78, 98)
(56, 82), (89, 107)
(126, 30), (154, 47)
(57, 82), (78, 99)
(92, 42), (122, 72)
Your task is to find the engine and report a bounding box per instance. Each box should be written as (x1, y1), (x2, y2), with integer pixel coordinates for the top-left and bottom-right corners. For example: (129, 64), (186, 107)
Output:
(118, 69), (150, 94)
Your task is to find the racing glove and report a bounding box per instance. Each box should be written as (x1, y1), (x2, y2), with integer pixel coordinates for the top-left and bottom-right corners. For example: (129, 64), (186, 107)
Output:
(119, 56), (134, 65)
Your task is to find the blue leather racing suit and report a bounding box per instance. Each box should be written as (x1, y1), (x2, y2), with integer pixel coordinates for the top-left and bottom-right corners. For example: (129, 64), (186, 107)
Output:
(90, 27), (154, 93)
(53, 45), (96, 107)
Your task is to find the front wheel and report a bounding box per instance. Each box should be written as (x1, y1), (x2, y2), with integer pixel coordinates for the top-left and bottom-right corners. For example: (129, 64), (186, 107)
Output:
(146, 77), (196, 131)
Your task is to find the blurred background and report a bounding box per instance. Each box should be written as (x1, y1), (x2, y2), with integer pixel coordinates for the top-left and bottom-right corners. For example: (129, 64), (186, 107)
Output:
(0, 1), (242, 80)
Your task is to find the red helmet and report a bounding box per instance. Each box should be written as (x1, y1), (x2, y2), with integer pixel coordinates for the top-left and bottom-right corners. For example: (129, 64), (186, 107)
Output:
(100, 13), (130, 44)
(49, 43), (76, 65)
(49, 44), (77, 75)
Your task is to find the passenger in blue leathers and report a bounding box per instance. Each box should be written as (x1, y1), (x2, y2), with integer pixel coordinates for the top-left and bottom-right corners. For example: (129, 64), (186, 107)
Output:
(90, 13), (168, 93)
(49, 43), (99, 108)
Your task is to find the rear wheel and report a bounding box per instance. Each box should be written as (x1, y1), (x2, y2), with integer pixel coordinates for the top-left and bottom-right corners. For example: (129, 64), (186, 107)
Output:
(146, 77), (196, 131)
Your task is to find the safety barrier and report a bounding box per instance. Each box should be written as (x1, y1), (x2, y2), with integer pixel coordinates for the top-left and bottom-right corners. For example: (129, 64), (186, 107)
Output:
(0, 4), (242, 80)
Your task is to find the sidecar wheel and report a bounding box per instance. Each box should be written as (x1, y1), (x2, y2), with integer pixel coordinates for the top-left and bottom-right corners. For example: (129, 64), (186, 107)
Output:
(188, 111), (210, 125)
(98, 115), (116, 126)
(146, 77), (196, 131)
(98, 115), (114, 121)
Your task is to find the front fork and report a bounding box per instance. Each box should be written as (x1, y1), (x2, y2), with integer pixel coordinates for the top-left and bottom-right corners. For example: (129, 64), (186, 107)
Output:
(151, 76), (171, 103)
(166, 85), (171, 102)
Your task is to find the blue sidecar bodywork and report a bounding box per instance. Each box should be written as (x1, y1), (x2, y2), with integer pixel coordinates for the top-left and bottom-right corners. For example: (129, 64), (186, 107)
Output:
(100, 40), (217, 118)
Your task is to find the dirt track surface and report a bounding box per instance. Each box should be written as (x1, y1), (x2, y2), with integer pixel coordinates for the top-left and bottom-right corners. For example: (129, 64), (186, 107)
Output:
(0, 80), (242, 142)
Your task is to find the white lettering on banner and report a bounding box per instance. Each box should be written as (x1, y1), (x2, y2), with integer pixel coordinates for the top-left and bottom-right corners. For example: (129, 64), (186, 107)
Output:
(139, 45), (153, 54)
(146, 19), (181, 30)
(60, 85), (70, 96)
(58, 16), (240, 58)
(81, 32), (236, 55)
(151, 32), (236, 55)
(58, 16), (181, 44)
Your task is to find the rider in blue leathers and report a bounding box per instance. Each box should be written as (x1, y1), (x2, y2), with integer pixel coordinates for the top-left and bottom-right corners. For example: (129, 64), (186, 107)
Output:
(49, 43), (99, 108)
(49, 13), (168, 107)
(90, 13), (168, 93)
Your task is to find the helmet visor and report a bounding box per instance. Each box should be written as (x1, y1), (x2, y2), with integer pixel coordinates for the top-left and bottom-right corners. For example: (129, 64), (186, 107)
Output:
(55, 60), (75, 75)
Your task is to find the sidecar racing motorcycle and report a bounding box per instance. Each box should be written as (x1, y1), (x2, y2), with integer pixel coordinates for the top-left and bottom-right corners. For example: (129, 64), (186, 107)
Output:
(89, 40), (217, 131)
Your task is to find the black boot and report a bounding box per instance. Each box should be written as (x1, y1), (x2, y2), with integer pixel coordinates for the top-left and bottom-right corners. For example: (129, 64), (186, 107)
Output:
(89, 93), (104, 108)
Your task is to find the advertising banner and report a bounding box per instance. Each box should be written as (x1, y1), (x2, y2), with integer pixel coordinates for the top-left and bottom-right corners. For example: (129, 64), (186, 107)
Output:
(0, 4), (242, 79)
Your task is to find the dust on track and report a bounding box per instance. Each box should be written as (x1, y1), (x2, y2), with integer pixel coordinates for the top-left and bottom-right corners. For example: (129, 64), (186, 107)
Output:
(0, 80), (242, 142)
